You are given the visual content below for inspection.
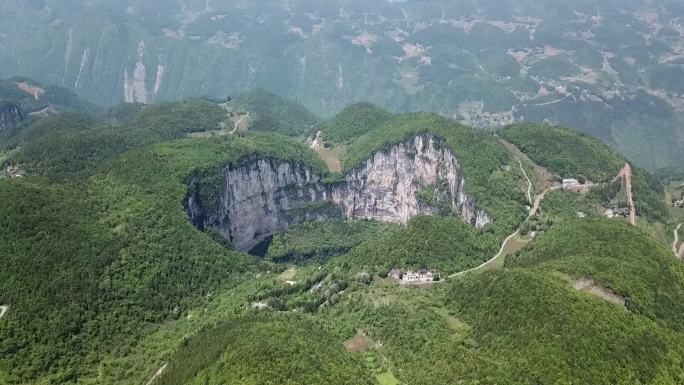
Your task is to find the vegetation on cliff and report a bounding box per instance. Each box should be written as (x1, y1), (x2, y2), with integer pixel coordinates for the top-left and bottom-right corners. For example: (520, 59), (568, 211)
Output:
(321, 102), (394, 144)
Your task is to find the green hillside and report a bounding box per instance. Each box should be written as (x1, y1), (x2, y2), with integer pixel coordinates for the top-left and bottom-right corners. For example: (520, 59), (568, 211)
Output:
(441, 269), (684, 385)
(0, 77), (101, 116)
(2, 100), (227, 178)
(321, 102), (394, 144)
(0, 91), (680, 385)
(157, 314), (372, 385)
(502, 123), (669, 222)
(0, 125), (324, 382)
(226, 89), (319, 137)
(507, 218), (684, 331)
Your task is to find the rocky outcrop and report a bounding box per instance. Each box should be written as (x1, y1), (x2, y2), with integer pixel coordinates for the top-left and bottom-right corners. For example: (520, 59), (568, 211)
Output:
(186, 135), (492, 252)
(331, 136), (491, 228)
(0, 103), (25, 130)
(187, 159), (339, 251)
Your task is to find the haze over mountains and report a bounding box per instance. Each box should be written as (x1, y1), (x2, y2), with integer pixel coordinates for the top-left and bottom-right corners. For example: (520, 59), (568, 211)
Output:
(1, 2), (684, 385)
(1, 0), (683, 170)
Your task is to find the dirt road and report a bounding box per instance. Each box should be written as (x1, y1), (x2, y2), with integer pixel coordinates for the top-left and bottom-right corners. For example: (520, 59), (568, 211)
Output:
(517, 156), (533, 205)
(674, 223), (682, 258)
(444, 184), (560, 281)
(145, 363), (167, 385)
(448, 230), (521, 279)
(230, 112), (249, 135)
(613, 163), (636, 226)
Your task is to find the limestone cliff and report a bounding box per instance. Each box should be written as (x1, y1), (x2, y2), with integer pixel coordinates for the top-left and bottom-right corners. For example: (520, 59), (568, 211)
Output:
(0, 103), (25, 130)
(331, 136), (491, 228)
(187, 158), (339, 251)
(186, 135), (492, 252)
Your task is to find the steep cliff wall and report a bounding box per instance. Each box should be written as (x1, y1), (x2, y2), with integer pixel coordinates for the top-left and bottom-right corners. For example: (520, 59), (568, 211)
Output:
(186, 135), (492, 252)
(331, 136), (491, 228)
(0, 103), (25, 130)
(187, 158), (339, 251)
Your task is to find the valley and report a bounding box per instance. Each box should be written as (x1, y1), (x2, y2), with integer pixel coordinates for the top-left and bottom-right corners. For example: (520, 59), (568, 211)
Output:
(0, 83), (679, 384)
(0, 1), (683, 171)
(0, 2), (683, 381)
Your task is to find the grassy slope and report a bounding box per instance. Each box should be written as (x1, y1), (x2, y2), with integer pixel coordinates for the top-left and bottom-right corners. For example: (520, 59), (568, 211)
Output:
(266, 219), (397, 264)
(443, 268), (684, 385)
(3, 100), (227, 177)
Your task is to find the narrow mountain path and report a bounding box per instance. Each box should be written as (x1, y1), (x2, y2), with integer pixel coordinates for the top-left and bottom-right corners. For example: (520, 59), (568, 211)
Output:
(517, 156), (533, 205)
(0, 306), (8, 319)
(448, 230), (521, 279)
(444, 184), (561, 281)
(424, 162), (632, 284)
(531, 94), (571, 107)
(230, 111), (249, 135)
(613, 163), (636, 226)
(674, 223), (682, 258)
(145, 363), (167, 385)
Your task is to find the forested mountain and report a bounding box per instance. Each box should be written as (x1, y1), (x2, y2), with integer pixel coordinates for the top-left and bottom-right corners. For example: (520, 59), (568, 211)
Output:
(1, 1), (684, 384)
(1, 0), (683, 170)
(0, 88), (682, 384)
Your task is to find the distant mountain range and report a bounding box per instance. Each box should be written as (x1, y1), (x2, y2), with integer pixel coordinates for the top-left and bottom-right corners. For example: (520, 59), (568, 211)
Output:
(1, 0), (683, 169)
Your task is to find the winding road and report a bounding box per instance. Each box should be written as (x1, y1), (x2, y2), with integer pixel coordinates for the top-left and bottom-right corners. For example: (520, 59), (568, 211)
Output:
(444, 164), (553, 280)
(517, 156), (533, 205)
(0, 306), (8, 319)
(229, 112), (249, 135)
(674, 223), (682, 258)
(613, 163), (636, 226)
(448, 230), (521, 279)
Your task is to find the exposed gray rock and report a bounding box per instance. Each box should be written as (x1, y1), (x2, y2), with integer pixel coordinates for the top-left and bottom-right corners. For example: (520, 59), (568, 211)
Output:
(186, 135), (492, 252)
(331, 135), (491, 228)
(0, 103), (25, 130)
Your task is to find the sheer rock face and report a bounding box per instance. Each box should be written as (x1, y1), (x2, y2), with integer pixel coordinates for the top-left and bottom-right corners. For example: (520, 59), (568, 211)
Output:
(0, 103), (25, 130)
(186, 135), (492, 251)
(330, 136), (491, 228)
(186, 159), (338, 252)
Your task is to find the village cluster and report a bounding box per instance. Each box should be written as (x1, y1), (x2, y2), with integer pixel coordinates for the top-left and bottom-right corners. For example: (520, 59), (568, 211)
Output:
(388, 268), (439, 284)
(673, 194), (684, 209)
(561, 178), (631, 220)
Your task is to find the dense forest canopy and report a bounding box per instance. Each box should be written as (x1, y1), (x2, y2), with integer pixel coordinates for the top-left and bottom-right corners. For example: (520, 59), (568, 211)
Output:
(0, 0), (683, 383)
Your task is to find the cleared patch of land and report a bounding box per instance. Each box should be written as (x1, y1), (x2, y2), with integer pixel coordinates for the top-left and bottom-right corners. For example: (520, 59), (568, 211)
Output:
(15, 81), (45, 99)
(500, 140), (554, 192)
(277, 267), (297, 282)
(315, 146), (345, 173)
(344, 332), (375, 352)
(0, 305), (8, 319)
(573, 279), (626, 308)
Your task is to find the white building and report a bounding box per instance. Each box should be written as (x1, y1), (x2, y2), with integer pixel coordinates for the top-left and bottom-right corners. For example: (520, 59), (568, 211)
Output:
(562, 178), (580, 189)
